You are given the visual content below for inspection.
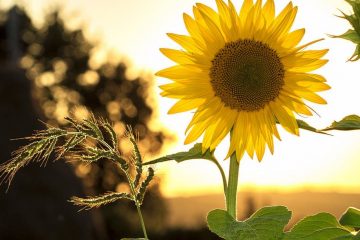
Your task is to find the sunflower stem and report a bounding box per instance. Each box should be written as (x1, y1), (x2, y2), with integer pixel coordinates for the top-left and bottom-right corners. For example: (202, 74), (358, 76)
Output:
(226, 152), (239, 219)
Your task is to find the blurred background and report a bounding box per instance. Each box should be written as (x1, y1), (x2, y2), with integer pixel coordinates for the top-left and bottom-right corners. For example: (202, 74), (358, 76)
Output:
(0, 0), (359, 239)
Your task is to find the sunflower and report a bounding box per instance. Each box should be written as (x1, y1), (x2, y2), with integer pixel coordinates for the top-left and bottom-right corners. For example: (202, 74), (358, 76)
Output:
(157, 0), (330, 161)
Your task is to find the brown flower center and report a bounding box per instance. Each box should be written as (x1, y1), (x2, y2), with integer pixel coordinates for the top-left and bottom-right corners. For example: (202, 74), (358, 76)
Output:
(210, 39), (284, 111)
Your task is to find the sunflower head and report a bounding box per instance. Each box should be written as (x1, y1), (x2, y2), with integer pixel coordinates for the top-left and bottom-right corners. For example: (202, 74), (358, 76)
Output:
(157, 0), (330, 161)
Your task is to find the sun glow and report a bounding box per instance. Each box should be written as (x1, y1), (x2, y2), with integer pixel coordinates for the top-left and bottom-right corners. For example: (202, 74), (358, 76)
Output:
(11, 0), (360, 197)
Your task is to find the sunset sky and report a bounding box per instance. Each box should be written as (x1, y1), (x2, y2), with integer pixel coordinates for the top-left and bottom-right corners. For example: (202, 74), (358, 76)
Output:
(2, 0), (360, 197)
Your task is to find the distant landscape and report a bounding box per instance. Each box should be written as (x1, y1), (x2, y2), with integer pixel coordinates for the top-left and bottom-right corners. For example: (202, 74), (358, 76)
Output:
(165, 191), (360, 229)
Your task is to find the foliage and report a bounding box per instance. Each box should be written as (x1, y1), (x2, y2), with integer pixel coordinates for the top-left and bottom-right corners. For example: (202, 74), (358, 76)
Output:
(207, 206), (360, 240)
(1, 2), (360, 240)
(144, 114), (360, 239)
(207, 207), (291, 240)
(0, 116), (154, 239)
(322, 115), (360, 131)
(0, 5), (170, 238)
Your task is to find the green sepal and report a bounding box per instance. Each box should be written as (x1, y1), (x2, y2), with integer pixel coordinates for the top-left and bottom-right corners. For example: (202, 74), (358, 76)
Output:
(335, 29), (360, 44)
(333, 0), (360, 61)
(207, 206), (291, 240)
(340, 207), (360, 231)
(143, 143), (215, 165)
(349, 44), (360, 61)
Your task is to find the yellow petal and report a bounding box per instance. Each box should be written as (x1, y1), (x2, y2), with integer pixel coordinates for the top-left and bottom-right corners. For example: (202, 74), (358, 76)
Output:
(198, 8), (225, 47)
(296, 91), (327, 104)
(160, 83), (212, 98)
(159, 48), (194, 64)
(196, 3), (220, 26)
(202, 119), (219, 150)
(227, 0), (241, 40)
(167, 33), (203, 53)
(183, 13), (205, 43)
(239, 0), (254, 25)
(168, 98), (206, 114)
(210, 108), (237, 150)
(270, 100), (299, 135)
(289, 59), (329, 72)
(281, 49), (328, 68)
(185, 117), (212, 144)
(186, 98), (222, 132)
(267, 7), (297, 44)
(263, 0), (275, 24)
(281, 28), (305, 49)
(155, 65), (205, 79)
(216, 0), (231, 29)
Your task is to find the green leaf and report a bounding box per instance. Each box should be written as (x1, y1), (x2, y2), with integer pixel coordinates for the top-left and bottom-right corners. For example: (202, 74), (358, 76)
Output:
(143, 143), (215, 165)
(322, 115), (360, 131)
(340, 207), (360, 231)
(207, 206), (291, 240)
(296, 119), (329, 135)
(284, 213), (353, 240)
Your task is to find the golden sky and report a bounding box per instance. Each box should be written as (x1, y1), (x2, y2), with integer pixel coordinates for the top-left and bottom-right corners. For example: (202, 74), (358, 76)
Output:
(3, 0), (360, 197)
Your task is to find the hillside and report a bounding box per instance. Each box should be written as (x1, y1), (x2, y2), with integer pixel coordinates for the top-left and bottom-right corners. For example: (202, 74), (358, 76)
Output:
(165, 191), (360, 229)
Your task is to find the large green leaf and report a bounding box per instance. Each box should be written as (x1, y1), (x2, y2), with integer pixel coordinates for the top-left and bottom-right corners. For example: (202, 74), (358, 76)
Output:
(207, 206), (291, 240)
(143, 143), (215, 165)
(340, 207), (360, 231)
(284, 213), (353, 240)
(322, 115), (360, 131)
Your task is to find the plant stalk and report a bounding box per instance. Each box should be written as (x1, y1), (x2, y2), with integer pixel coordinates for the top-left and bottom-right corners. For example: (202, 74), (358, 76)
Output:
(135, 201), (148, 239)
(126, 172), (149, 239)
(92, 131), (149, 239)
(226, 152), (240, 219)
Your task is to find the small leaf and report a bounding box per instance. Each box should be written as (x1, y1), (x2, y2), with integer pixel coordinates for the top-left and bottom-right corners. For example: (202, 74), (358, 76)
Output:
(207, 206), (291, 240)
(296, 119), (329, 135)
(340, 207), (360, 231)
(284, 213), (353, 240)
(322, 115), (360, 131)
(143, 143), (215, 165)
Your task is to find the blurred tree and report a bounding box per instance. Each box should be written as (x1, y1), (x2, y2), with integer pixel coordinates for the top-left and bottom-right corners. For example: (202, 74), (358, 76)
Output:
(0, 6), (100, 240)
(1, 4), (170, 239)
